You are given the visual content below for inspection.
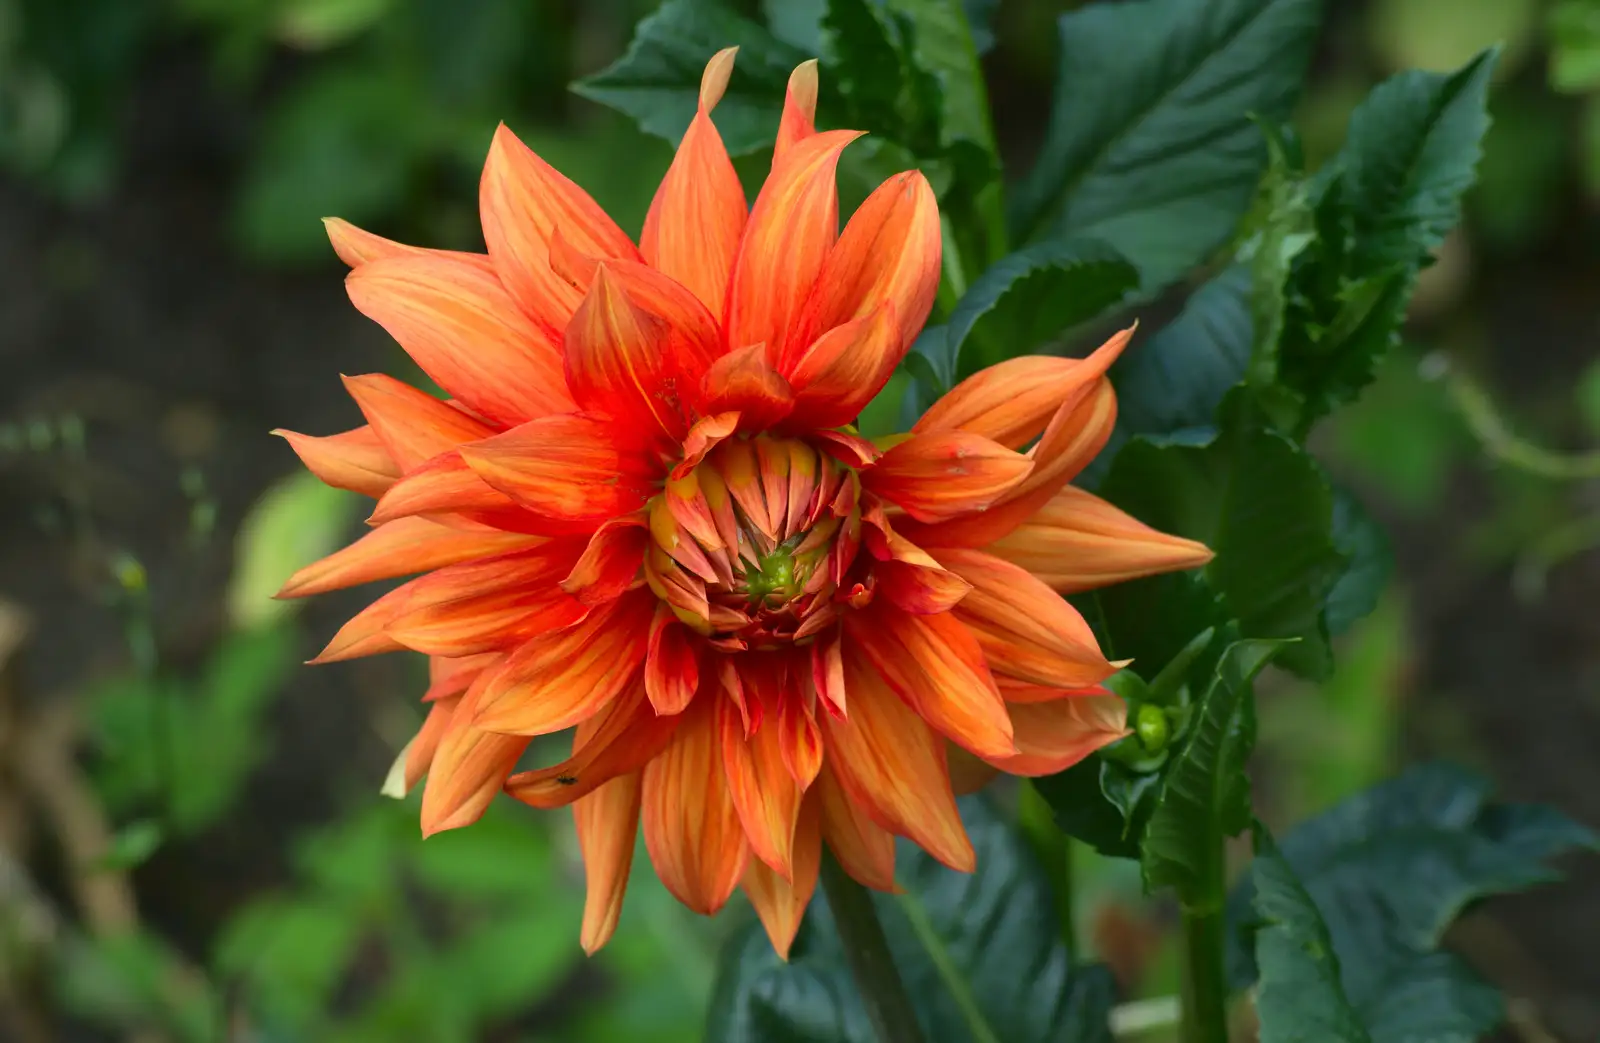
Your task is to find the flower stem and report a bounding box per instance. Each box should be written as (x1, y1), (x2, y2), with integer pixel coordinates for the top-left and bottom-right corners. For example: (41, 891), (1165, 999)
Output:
(1178, 903), (1229, 1043)
(820, 853), (926, 1043)
(893, 886), (1001, 1043)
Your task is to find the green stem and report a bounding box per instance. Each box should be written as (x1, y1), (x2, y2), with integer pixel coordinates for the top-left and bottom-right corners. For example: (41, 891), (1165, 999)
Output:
(821, 854), (926, 1043)
(1178, 903), (1229, 1043)
(893, 887), (1001, 1043)
(1017, 781), (1074, 947)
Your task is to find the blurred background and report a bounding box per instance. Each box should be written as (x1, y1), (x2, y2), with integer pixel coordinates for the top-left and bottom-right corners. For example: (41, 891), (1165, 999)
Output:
(0, 0), (1596, 1040)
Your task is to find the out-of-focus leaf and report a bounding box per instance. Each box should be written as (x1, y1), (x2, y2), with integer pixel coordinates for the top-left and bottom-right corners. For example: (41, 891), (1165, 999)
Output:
(276, 0), (392, 49)
(1551, 0), (1600, 93)
(230, 466), (359, 630)
(214, 898), (364, 1033)
(1369, 0), (1535, 79)
(409, 805), (553, 897)
(1249, 825), (1373, 1043)
(1010, 0), (1322, 290)
(91, 818), (164, 872)
(55, 930), (217, 1043)
(1324, 487), (1391, 635)
(706, 797), (1116, 1042)
(573, 0), (804, 155)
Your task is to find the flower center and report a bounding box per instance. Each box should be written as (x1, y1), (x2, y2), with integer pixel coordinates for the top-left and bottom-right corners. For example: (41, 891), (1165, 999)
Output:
(645, 434), (862, 651)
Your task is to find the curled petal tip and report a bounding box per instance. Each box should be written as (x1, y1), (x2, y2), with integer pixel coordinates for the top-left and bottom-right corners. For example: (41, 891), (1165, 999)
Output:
(700, 47), (738, 110)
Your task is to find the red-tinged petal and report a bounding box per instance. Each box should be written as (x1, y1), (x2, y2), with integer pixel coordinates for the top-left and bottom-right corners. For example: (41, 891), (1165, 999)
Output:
(505, 680), (680, 808)
(789, 170), (940, 362)
(575, 770), (643, 954)
(701, 343), (795, 432)
(341, 373), (495, 470)
(469, 589), (653, 735)
(641, 47), (747, 316)
(913, 328), (1133, 448)
(995, 675), (1089, 704)
(725, 129), (863, 366)
(846, 602), (1015, 759)
(385, 545), (589, 657)
(720, 689), (804, 879)
(309, 583), (410, 663)
(564, 265), (689, 439)
(776, 694), (823, 790)
(480, 123), (641, 337)
(988, 484), (1215, 593)
(812, 429), (882, 471)
(985, 690), (1130, 776)
(863, 432), (1034, 524)
(323, 216), (495, 272)
(423, 652), (501, 703)
(932, 548), (1114, 689)
(743, 795), (820, 959)
(346, 254), (574, 427)
(642, 696), (749, 914)
(646, 603), (701, 715)
(403, 694), (461, 793)
(773, 60), (818, 163)
(783, 304), (901, 430)
(562, 512), (649, 605)
(899, 379), (1118, 549)
(368, 450), (522, 526)
(821, 643), (975, 871)
(278, 517), (542, 599)
(811, 631), (847, 717)
(420, 662), (529, 835)
(874, 558), (972, 615)
(275, 426), (398, 498)
(460, 415), (658, 524)
(674, 411), (741, 480)
(816, 763), (896, 890)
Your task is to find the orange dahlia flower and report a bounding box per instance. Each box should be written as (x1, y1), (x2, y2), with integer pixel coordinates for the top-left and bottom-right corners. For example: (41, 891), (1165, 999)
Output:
(276, 51), (1212, 957)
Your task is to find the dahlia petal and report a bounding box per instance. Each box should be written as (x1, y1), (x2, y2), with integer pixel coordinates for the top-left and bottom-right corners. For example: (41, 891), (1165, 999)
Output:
(845, 602), (1015, 759)
(423, 652), (502, 703)
(480, 123), (641, 338)
(810, 631), (847, 717)
(575, 770), (643, 954)
(562, 512), (649, 605)
(323, 216), (495, 271)
(874, 559), (972, 615)
(788, 170), (940, 362)
(815, 762), (897, 890)
(984, 690), (1131, 776)
(783, 303), (901, 430)
(385, 545), (589, 656)
(720, 690), (804, 879)
(309, 582), (410, 663)
(341, 373), (495, 470)
(274, 426), (398, 498)
(821, 643), (975, 872)
(504, 680), (680, 808)
(459, 415), (658, 524)
(776, 693), (823, 790)
(403, 694), (460, 793)
(725, 129), (862, 367)
(812, 429), (882, 471)
(640, 47), (747, 316)
(564, 265), (688, 439)
(701, 343), (796, 432)
(913, 327), (1132, 448)
(987, 484), (1215, 593)
(642, 696), (750, 914)
(675, 411), (741, 479)
(743, 795), (820, 959)
(346, 254), (574, 427)
(863, 432), (1034, 524)
(367, 450), (522, 526)
(773, 60), (818, 162)
(279, 518), (540, 599)
(471, 589), (654, 735)
(645, 603), (702, 716)
(420, 662), (529, 835)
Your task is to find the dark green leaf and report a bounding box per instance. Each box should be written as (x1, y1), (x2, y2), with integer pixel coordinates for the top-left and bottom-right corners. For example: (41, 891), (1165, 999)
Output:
(91, 819), (164, 872)
(573, 0), (805, 155)
(1250, 823), (1373, 1043)
(1141, 640), (1285, 902)
(1324, 486), (1391, 635)
(877, 0), (993, 156)
(1010, 0), (1322, 289)
(706, 797), (1116, 1043)
(1035, 757), (1160, 860)
(916, 239), (1140, 389)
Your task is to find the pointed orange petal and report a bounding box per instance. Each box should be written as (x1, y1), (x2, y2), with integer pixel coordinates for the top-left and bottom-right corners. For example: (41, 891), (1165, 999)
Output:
(323, 217), (496, 271)
(641, 48), (747, 316)
(420, 662), (529, 835)
(874, 558), (972, 615)
(773, 61), (818, 163)
(701, 343), (796, 432)
(275, 426), (398, 498)
(563, 265), (689, 439)
(575, 770), (643, 954)
(346, 254), (574, 428)
(385, 545), (589, 657)
(562, 512), (649, 605)
(403, 694), (461, 793)
(845, 602), (1015, 759)
(933, 548), (1115, 688)
(988, 484), (1215, 593)
(459, 415), (658, 524)
(821, 642), (975, 871)
(341, 373), (494, 470)
(743, 794), (820, 959)
(725, 129), (862, 367)
(777, 692), (824, 790)
(645, 603), (702, 715)
(675, 411), (741, 479)
(720, 690), (804, 879)
(783, 303), (902, 431)
(479, 123), (641, 336)
(816, 761), (896, 889)
(470, 589), (653, 735)
(278, 517), (542, 599)
(505, 680), (680, 809)
(642, 696), (750, 914)
(367, 450), (523, 526)
(309, 582), (410, 663)
(985, 690), (1130, 776)
(863, 432), (1034, 524)
(423, 652), (501, 703)
(913, 328), (1132, 448)
(789, 170), (940, 362)
(810, 631), (847, 717)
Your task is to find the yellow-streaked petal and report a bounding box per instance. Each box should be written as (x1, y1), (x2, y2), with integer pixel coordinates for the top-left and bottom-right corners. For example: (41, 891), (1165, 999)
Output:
(277, 517), (542, 599)
(642, 696), (750, 914)
(274, 426), (398, 498)
(575, 771), (643, 954)
(742, 795), (820, 959)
